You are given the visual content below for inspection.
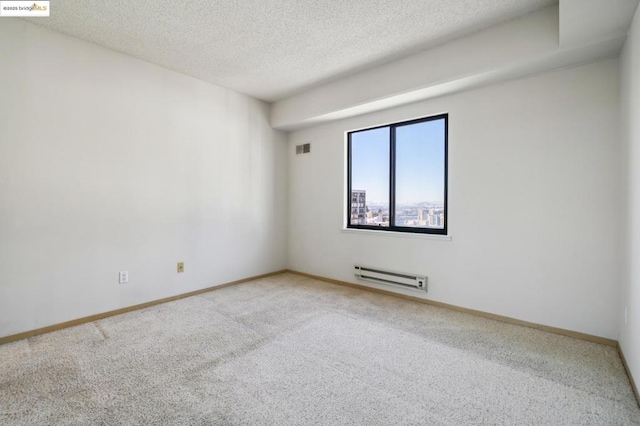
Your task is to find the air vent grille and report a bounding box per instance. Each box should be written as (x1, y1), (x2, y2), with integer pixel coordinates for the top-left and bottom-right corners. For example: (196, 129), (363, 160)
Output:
(296, 143), (311, 154)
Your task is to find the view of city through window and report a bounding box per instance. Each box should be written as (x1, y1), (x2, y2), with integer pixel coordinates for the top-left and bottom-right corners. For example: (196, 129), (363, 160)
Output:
(349, 116), (446, 232)
(350, 194), (445, 229)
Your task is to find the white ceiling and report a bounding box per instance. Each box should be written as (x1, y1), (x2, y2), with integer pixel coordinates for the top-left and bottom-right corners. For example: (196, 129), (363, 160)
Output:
(27, 0), (555, 102)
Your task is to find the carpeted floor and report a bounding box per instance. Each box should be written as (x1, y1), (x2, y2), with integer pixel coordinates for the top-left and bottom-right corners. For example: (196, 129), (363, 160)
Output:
(1, 272), (639, 425)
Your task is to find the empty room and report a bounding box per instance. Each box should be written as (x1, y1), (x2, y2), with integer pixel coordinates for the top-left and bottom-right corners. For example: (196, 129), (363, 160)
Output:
(2, 0), (640, 424)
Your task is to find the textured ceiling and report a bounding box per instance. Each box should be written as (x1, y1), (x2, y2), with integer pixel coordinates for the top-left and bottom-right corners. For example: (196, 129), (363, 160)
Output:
(27, 0), (556, 102)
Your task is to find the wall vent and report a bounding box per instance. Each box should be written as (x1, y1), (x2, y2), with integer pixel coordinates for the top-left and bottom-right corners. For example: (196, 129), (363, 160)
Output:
(354, 265), (427, 291)
(296, 143), (311, 154)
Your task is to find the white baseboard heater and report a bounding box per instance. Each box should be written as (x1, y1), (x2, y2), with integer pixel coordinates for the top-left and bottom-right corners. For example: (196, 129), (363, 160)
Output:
(354, 265), (427, 291)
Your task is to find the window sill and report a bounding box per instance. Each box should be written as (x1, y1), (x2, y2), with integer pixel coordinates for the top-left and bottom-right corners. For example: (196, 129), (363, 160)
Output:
(341, 228), (452, 241)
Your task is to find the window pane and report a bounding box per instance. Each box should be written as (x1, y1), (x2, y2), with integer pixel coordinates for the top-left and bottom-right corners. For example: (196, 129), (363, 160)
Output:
(394, 119), (445, 229)
(350, 127), (390, 227)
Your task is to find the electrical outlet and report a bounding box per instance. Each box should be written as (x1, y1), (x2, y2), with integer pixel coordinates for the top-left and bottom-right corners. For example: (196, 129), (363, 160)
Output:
(119, 271), (129, 284)
(177, 262), (184, 273)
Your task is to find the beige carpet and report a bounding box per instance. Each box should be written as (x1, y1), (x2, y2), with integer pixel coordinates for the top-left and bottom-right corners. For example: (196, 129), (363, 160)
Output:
(1, 272), (639, 425)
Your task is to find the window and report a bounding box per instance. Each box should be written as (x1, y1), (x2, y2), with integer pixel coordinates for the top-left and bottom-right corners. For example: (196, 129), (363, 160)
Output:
(347, 114), (448, 235)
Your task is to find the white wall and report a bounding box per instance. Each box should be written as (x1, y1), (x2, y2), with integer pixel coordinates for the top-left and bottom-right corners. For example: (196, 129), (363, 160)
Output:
(620, 2), (640, 390)
(0, 20), (288, 338)
(288, 59), (621, 339)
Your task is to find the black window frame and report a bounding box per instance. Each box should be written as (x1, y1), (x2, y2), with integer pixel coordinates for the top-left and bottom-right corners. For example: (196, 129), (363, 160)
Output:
(346, 113), (448, 235)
